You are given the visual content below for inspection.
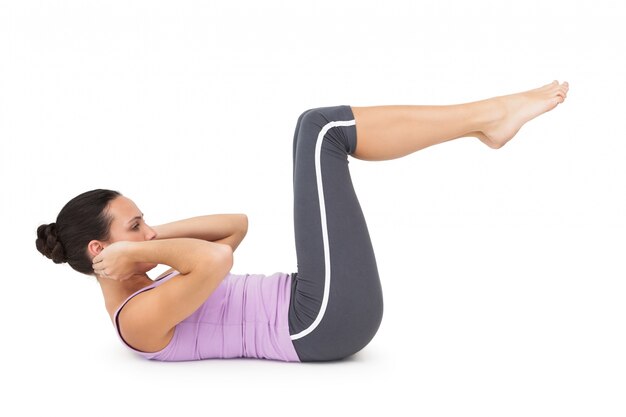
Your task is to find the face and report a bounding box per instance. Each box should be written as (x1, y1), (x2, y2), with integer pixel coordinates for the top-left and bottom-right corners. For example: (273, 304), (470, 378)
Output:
(93, 195), (158, 274)
(106, 196), (156, 243)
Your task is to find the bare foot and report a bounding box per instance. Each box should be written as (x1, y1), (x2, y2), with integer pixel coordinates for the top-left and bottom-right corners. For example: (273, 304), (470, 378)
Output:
(477, 80), (569, 149)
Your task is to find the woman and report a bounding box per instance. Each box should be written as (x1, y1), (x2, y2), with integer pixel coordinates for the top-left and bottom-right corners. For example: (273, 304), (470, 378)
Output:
(36, 80), (569, 362)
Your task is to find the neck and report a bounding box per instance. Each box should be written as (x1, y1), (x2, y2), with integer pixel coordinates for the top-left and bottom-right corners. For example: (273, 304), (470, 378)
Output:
(96, 273), (154, 317)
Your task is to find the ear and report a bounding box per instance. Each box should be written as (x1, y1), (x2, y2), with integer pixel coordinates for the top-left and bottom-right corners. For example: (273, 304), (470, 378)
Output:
(87, 240), (106, 258)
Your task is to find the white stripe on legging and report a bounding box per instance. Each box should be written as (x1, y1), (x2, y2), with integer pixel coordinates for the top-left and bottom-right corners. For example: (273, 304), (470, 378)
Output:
(290, 118), (356, 341)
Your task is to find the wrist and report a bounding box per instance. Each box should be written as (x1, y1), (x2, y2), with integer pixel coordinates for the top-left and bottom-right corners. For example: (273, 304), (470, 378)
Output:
(125, 240), (144, 263)
(151, 224), (167, 240)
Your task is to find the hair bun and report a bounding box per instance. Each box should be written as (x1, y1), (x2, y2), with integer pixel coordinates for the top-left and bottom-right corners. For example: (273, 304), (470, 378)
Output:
(36, 223), (67, 264)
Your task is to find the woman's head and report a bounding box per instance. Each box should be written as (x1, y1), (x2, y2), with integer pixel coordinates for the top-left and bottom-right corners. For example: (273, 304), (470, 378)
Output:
(36, 189), (157, 276)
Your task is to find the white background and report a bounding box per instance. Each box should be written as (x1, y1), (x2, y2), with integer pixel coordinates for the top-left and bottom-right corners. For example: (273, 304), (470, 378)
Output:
(1, 0), (624, 416)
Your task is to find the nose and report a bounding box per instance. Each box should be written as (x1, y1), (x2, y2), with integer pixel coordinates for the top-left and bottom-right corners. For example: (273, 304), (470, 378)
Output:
(146, 225), (157, 241)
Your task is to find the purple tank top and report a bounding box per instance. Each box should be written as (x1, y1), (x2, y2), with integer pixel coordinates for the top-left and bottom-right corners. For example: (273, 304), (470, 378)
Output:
(112, 271), (300, 362)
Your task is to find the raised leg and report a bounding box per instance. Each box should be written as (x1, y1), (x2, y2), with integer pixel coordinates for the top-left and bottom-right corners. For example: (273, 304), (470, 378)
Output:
(351, 80), (569, 161)
(289, 106), (384, 361)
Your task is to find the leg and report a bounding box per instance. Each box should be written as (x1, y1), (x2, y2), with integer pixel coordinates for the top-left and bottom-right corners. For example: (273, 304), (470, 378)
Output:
(288, 105), (383, 362)
(351, 80), (570, 160)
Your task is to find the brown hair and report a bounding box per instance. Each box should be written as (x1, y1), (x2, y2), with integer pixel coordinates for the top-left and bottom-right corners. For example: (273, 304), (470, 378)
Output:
(36, 189), (121, 275)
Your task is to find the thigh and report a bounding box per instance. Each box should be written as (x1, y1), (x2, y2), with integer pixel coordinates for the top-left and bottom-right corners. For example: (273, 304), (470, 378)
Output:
(288, 105), (384, 362)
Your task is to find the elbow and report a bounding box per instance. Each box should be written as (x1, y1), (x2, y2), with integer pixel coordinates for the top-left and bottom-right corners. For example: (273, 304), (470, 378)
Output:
(221, 243), (234, 271)
(231, 214), (248, 252)
(239, 214), (248, 237)
(213, 241), (234, 274)
(195, 242), (233, 278)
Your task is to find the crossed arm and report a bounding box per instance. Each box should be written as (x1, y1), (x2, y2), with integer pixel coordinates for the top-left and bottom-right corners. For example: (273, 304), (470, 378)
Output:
(94, 217), (243, 336)
(152, 214), (248, 252)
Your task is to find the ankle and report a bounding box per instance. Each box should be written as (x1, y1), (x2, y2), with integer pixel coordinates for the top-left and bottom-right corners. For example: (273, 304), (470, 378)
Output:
(474, 97), (507, 131)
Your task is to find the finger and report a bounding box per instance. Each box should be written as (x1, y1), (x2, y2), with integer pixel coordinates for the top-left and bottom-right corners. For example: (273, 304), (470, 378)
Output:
(95, 269), (111, 279)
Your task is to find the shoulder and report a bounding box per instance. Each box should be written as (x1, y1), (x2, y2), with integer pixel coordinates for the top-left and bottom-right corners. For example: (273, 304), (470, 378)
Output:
(117, 289), (175, 353)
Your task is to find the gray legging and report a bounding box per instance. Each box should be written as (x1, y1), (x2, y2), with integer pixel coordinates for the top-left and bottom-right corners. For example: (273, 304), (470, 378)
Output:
(288, 105), (384, 362)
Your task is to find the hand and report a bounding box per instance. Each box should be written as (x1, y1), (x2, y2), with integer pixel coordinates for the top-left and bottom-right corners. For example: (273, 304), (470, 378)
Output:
(92, 241), (138, 281)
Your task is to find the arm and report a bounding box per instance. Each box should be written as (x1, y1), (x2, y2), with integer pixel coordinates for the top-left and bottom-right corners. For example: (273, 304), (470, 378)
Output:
(128, 238), (233, 331)
(95, 238), (233, 333)
(152, 214), (248, 252)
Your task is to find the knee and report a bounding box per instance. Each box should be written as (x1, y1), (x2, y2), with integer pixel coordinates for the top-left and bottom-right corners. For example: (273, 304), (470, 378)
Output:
(296, 106), (356, 154)
(297, 107), (327, 132)
(299, 105), (353, 130)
